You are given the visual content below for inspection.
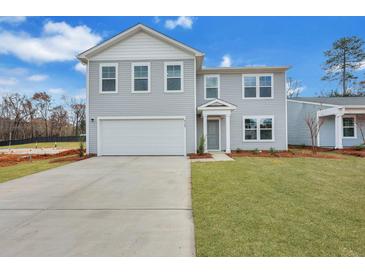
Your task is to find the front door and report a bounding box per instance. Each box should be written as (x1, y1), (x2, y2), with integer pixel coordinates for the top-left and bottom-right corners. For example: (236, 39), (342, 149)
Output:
(207, 120), (220, 150)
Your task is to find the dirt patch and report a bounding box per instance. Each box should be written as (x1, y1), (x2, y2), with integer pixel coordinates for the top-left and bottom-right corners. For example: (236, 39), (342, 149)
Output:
(188, 153), (213, 159)
(0, 149), (87, 167)
(228, 150), (341, 159)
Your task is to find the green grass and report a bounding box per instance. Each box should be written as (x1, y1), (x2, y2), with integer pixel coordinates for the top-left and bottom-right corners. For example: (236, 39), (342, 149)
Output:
(0, 157), (73, 183)
(1, 142), (82, 149)
(192, 156), (365, 256)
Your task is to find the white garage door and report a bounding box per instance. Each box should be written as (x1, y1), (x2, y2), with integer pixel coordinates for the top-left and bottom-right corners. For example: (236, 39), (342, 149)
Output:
(98, 117), (186, 156)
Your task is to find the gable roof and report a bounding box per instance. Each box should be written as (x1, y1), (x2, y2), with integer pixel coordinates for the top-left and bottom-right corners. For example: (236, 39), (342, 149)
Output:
(197, 99), (237, 112)
(77, 24), (204, 66)
(290, 97), (365, 107)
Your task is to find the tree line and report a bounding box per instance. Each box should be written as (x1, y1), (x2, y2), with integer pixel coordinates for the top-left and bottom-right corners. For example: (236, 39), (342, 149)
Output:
(0, 91), (85, 142)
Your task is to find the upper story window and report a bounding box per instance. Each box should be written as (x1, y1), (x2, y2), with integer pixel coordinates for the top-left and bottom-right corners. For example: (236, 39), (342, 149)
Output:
(164, 62), (183, 93)
(132, 62), (150, 93)
(242, 74), (273, 99)
(100, 63), (118, 93)
(204, 75), (220, 100)
(343, 116), (356, 138)
(243, 116), (274, 142)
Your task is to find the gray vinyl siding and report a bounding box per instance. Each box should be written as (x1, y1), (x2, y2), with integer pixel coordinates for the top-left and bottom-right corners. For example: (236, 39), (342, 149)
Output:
(288, 101), (365, 147)
(196, 72), (287, 150)
(88, 59), (196, 154)
(343, 115), (365, 147)
(287, 102), (327, 146)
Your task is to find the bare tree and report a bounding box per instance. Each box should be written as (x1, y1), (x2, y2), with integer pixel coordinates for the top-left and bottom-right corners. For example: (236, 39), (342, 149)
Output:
(305, 113), (325, 154)
(32, 91), (52, 137)
(50, 105), (69, 136)
(23, 99), (37, 138)
(355, 115), (365, 144)
(0, 93), (29, 144)
(286, 77), (303, 98)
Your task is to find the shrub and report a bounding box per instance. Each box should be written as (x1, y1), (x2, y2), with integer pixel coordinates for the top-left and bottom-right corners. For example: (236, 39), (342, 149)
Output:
(269, 147), (276, 155)
(355, 144), (365, 151)
(197, 135), (205, 155)
(79, 138), (85, 157)
(253, 148), (260, 154)
(236, 148), (242, 153)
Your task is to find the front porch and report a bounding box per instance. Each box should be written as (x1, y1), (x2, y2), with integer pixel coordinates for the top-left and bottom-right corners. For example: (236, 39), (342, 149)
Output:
(197, 99), (237, 153)
(318, 106), (365, 149)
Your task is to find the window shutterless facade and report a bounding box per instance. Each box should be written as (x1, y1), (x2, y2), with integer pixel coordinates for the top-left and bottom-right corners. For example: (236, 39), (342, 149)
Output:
(204, 75), (220, 99)
(99, 63), (118, 93)
(343, 116), (356, 138)
(164, 61), (183, 92)
(243, 116), (274, 142)
(132, 62), (151, 93)
(242, 74), (273, 99)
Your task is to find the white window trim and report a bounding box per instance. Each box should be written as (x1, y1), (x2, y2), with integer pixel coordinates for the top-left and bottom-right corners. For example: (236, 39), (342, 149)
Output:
(242, 115), (275, 142)
(204, 74), (220, 100)
(342, 115), (357, 139)
(99, 63), (118, 94)
(164, 61), (184, 93)
(131, 62), (151, 93)
(242, 74), (274, 99)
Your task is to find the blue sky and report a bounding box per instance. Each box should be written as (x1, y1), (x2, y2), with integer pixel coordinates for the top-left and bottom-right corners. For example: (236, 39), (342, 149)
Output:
(0, 16), (364, 103)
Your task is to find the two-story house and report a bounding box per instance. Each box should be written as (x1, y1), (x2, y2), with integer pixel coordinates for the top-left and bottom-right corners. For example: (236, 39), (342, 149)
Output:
(77, 24), (289, 156)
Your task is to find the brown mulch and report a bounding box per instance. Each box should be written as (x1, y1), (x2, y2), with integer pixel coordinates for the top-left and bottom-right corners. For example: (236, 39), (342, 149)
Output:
(228, 150), (341, 159)
(0, 149), (86, 167)
(49, 154), (93, 163)
(338, 150), (365, 157)
(188, 153), (213, 159)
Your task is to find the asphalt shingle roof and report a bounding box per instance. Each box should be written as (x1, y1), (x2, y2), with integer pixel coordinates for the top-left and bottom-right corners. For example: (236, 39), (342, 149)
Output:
(290, 97), (365, 106)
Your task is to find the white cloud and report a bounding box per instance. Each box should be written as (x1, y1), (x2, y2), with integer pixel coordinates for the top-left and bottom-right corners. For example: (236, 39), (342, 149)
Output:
(0, 77), (17, 86)
(0, 21), (102, 63)
(27, 74), (48, 82)
(48, 88), (66, 95)
(74, 62), (86, 74)
(220, 54), (232, 67)
(153, 17), (160, 24)
(165, 16), (193, 30)
(0, 16), (26, 24)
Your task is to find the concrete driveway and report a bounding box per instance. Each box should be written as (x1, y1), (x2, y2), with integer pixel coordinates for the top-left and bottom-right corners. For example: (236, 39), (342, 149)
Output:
(0, 156), (194, 256)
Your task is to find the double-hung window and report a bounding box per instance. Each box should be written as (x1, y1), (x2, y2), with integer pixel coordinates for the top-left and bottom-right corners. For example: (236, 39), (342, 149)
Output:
(204, 75), (220, 99)
(165, 62), (183, 92)
(242, 74), (273, 99)
(132, 62), (150, 93)
(343, 116), (356, 138)
(100, 63), (118, 93)
(243, 116), (274, 141)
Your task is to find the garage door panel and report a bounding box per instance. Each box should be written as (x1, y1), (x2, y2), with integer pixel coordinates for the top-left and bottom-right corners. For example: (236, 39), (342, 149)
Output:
(99, 118), (185, 155)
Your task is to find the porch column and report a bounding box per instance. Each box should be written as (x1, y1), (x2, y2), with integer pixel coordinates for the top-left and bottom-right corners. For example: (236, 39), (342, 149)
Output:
(203, 113), (208, 153)
(225, 113), (231, 153)
(335, 114), (343, 149)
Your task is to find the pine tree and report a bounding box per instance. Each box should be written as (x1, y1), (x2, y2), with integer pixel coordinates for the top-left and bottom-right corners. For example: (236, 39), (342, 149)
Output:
(322, 36), (365, 96)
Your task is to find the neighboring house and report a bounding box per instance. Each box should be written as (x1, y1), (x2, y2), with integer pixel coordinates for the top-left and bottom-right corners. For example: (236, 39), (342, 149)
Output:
(288, 97), (365, 148)
(77, 24), (289, 156)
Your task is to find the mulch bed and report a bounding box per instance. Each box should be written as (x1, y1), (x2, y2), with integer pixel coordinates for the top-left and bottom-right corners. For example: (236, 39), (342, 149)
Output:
(188, 153), (213, 159)
(228, 150), (341, 159)
(338, 150), (365, 157)
(0, 149), (87, 167)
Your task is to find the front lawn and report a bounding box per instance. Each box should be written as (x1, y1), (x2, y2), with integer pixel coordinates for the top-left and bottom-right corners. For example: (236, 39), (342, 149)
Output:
(1, 142), (82, 149)
(192, 156), (365, 256)
(0, 155), (80, 183)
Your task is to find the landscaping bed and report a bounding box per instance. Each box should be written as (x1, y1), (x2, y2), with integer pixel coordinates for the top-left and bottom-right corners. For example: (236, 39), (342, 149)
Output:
(188, 153), (213, 159)
(228, 149), (341, 159)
